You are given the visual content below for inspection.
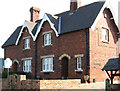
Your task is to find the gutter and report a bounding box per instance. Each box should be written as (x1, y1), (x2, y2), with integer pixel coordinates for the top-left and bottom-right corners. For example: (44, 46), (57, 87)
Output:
(85, 30), (88, 75)
(58, 17), (61, 34)
(34, 41), (37, 79)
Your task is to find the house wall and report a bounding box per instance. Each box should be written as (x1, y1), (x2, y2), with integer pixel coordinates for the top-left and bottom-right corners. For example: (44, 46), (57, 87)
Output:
(36, 21), (89, 82)
(3, 8), (119, 83)
(4, 27), (35, 77)
(89, 9), (119, 82)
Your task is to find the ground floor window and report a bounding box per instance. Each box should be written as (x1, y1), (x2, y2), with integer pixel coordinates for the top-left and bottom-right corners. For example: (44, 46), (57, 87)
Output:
(23, 60), (31, 72)
(75, 54), (84, 72)
(42, 58), (53, 72)
(77, 57), (82, 70)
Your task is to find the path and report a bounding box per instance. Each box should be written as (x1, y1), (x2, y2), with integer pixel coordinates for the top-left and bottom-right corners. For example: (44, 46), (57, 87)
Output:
(0, 79), (2, 91)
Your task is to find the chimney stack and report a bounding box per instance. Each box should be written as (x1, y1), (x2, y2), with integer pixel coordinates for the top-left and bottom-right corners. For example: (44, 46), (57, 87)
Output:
(70, 0), (81, 13)
(30, 7), (40, 22)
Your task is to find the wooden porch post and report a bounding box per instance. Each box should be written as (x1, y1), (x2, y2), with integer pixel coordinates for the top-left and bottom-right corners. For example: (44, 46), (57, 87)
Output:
(111, 71), (113, 84)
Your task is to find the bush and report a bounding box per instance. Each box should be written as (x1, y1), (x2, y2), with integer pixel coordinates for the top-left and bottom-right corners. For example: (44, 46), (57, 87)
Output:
(1, 71), (33, 79)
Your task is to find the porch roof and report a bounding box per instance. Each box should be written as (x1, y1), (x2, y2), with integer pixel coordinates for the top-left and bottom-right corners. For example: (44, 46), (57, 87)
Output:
(102, 58), (120, 71)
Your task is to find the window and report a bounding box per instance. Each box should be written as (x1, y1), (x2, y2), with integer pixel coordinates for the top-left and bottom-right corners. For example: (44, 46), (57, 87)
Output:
(23, 60), (31, 72)
(24, 38), (30, 49)
(42, 58), (53, 72)
(77, 57), (82, 70)
(74, 54), (84, 72)
(102, 28), (109, 42)
(44, 33), (51, 46)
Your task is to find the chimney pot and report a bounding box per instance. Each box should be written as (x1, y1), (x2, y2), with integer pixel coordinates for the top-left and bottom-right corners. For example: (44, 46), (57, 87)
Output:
(70, 0), (81, 13)
(30, 7), (40, 22)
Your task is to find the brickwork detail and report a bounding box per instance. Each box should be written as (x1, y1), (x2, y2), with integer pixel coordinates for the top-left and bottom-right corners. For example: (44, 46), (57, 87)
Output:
(89, 8), (119, 82)
(2, 75), (81, 89)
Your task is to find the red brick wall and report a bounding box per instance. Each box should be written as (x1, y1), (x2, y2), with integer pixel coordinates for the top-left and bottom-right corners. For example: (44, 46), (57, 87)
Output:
(36, 21), (89, 82)
(2, 75), (81, 89)
(4, 27), (35, 77)
(89, 9), (119, 82)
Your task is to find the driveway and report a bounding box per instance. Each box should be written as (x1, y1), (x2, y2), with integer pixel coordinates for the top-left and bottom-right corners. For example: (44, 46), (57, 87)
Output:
(69, 82), (105, 89)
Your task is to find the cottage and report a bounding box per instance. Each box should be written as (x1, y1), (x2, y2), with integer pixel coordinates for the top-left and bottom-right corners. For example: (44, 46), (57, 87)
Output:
(2, 0), (119, 82)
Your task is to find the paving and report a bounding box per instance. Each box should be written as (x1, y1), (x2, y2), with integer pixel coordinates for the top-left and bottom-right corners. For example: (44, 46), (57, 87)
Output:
(1, 79), (118, 90)
(0, 79), (2, 91)
(69, 82), (105, 89)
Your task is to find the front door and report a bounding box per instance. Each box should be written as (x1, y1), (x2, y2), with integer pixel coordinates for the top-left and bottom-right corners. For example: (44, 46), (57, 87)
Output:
(61, 57), (68, 79)
(13, 62), (18, 72)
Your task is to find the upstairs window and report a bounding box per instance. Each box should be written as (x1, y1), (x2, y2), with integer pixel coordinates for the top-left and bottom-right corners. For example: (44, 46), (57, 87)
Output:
(102, 28), (109, 42)
(24, 38), (30, 49)
(77, 57), (82, 70)
(75, 54), (84, 72)
(44, 33), (51, 46)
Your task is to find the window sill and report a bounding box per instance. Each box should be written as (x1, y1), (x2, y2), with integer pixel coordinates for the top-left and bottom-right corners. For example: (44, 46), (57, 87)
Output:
(23, 48), (31, 50)
(23, 71), (32, 73)
(42, 44), (52, 47)
(41, 70), (54, 73)
(102, 40), (109, 44)
(75, 69), (83, 72)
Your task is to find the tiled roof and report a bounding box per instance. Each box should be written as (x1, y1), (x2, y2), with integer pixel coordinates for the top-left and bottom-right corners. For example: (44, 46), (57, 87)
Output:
(2, 1), (105, 47)
(25, 20), (37, 31)
(32, 19), (42, 36)
(55, 1), (105, 34)
(46, 13), (59, 32)
(102, 58), (120, 71)
(2, 26), (22, 47)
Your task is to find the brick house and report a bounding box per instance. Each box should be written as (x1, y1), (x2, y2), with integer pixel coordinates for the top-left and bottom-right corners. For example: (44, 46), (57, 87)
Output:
(2, 0), (119, 82)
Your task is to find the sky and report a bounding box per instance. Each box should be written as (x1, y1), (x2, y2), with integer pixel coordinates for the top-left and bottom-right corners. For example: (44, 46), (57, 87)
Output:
(0, 0), (119, 58)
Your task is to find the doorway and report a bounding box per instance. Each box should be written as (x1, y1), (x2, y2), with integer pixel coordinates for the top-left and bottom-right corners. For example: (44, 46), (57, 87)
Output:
(61, 57), (68, 79)
(13, 62), (18, 72)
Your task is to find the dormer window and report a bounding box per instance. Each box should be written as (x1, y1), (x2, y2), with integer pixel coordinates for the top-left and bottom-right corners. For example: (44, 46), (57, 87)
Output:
(44, 32), (51, 46)
(24, 38), (30, 49)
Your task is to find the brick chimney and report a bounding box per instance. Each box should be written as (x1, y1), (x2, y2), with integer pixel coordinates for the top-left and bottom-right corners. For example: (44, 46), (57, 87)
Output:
(70, 0), (81, 13)
(30, 7), (40, 22)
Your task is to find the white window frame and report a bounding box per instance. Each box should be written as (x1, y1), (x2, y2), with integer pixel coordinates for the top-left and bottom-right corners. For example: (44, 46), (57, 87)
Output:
(44, 33), (51, 46)
(74, 54), (84, 72)
(23, 60), (31, 73)
(77, 57), (82, 70)
(102, 28), (109, 42)
(42, 57), (54, 72)
(24, 38), (30, 49)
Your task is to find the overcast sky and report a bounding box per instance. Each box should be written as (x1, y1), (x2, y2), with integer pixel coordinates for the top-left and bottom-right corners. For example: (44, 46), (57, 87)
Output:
(0, 0), (119, 58)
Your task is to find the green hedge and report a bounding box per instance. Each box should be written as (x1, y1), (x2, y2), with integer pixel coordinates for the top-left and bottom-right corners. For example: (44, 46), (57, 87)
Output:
(1, 71), (33, 79)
